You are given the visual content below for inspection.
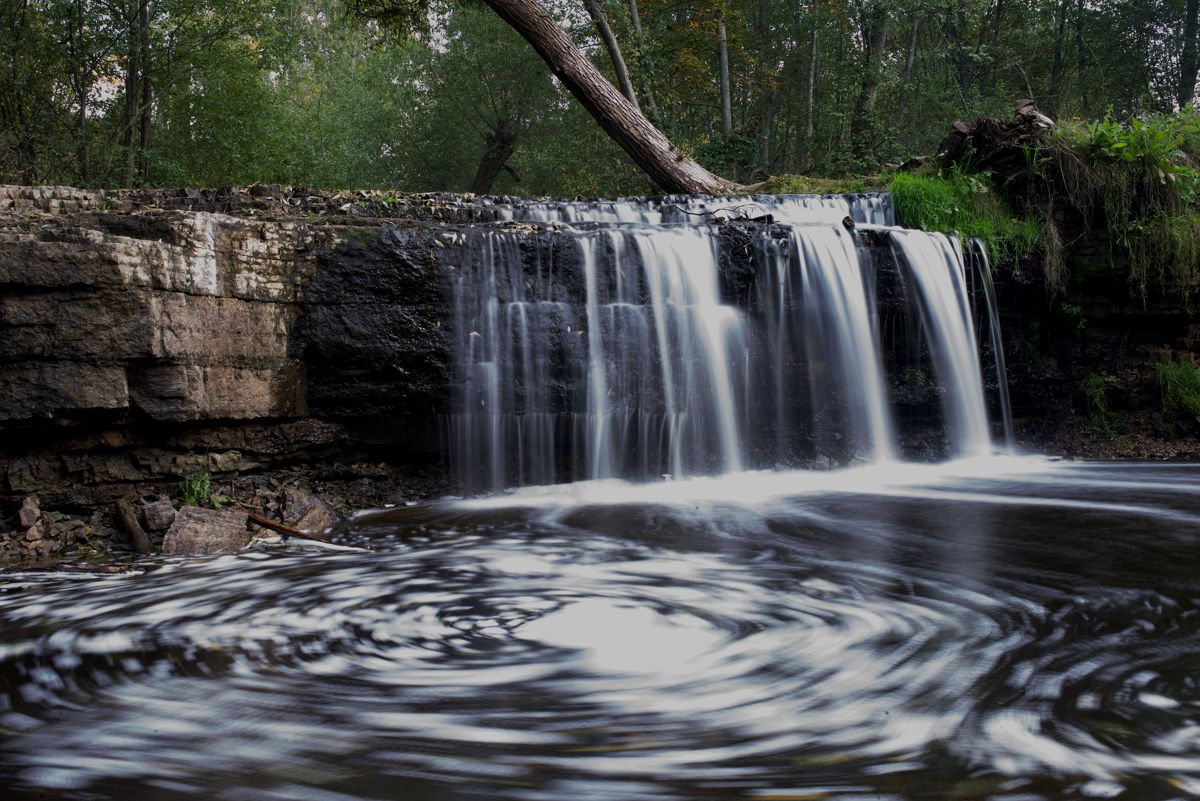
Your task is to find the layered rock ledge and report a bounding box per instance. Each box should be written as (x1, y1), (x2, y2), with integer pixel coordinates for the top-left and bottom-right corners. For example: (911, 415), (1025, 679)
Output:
(0, 185), (470, 560)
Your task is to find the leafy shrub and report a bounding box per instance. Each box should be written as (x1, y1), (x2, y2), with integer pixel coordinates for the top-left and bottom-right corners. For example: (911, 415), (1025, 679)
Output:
(1047, 109), (1200, 298)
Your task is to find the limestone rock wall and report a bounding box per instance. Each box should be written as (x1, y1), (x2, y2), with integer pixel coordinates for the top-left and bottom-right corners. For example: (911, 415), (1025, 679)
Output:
(0, 185), (454, 527)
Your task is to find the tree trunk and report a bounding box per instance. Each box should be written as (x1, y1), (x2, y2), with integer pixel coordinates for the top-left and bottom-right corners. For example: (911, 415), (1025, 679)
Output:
(1075, 0), (1088, 116)
(894, 2), (920, 123)
(138, 5), (152, 184)
(75, 98), (90, 186)
(793, 1), (818, 171)
(805, 22), (816, 168)
(72, 0), (91, 185)
(1047, 0), (1068, 116)
(718, 14), (733, 138)
(470, 121), (518, 194)
(626, 0), (662, 125)
(953, 0), (970, 102)
(122, 0), (144, 187)
(583, 0), (639, 111)
(1180, 0), (1199, 107)
(977, 0), (1006, 100)
(482, 0), (741, 193)
(850, 1), (888, 159)
(758, 0), (775, 172)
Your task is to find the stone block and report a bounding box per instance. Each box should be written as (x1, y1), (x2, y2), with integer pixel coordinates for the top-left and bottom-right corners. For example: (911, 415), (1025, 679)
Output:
(0, 289), (158, 361)
(162, 506), (250, 556)
(151, 292), (295, 363)
(283, 487), (337, 533)
(17, 496), (40, 529)
(0, 363), (128, 420)
(128, 364), (304, 422)
(140, 500), (177, 532)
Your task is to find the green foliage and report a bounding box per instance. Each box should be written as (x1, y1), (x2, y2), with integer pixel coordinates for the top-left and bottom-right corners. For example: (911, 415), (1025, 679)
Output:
(887, 169), (1042, 262)
(762, 174), (879, 195)
(1045, 109), (1200, 299)
(180, 471), (215, 509)
(1079, 373), (1122, 434)
(1156, 359), (1200, 418)
(1, 0), (1196, 198)
(1060, 303), (1086, 333)
(694, 134), (759, 181)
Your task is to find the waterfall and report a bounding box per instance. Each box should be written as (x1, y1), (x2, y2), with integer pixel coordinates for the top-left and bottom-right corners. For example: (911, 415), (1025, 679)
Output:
(451, 193), (1005, 492)
(491, 193), (895, 227)
(890, 231), (992, 457)
(967, 241), (1016, 449)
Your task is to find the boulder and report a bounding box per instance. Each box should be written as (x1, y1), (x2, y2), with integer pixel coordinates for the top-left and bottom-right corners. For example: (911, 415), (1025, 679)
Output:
(283, 487), (337, 533)
(140, 499), (177, 532)
(17, 496), (40, 529)
(162, 506), (250, 556)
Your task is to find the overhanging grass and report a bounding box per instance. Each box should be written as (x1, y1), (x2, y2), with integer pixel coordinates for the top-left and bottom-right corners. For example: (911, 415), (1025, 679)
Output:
(1156, 359), (1200, 417)
(1037, 110), (1200, 298)
(887, 169), (1042, 263)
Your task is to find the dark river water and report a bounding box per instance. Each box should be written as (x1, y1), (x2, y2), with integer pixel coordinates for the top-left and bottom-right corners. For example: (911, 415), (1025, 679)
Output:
(1, 457), (1198, 801)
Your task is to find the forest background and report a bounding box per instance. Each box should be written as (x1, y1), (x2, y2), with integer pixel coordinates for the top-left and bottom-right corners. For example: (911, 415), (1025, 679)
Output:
(1, 0), (1195, 197)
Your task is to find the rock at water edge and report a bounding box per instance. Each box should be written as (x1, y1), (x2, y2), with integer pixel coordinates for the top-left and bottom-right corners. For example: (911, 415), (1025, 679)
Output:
(17, 496), (40, 530)
(283, 487), (337, 533)
(162, 507), (251, 556)
(141, 499), (178, 532)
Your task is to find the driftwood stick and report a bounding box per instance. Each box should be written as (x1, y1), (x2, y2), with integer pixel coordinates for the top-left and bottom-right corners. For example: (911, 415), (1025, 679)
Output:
(115, 498), (153, 555)
(0, 562), (140, 575)
(247, 512), (328, 543)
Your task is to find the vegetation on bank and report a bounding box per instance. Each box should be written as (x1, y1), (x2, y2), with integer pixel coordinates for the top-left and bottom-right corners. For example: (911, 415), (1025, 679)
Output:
(886, 169), (1042, 264)
(1157, 359), (1200, 419)
(763, 108), (1200, 303)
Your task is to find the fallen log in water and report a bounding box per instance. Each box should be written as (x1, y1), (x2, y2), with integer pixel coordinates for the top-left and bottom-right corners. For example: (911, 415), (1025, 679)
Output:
(247, 512), (329, 543)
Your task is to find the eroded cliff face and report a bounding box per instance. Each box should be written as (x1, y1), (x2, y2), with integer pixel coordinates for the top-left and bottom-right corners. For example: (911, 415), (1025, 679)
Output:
(0, 186), (466, 559)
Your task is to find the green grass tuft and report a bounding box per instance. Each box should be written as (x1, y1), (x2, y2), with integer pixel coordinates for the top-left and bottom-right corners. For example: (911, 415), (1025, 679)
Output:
(761, 174), (883, 195)
(887, 168), (1042, 262)
(180, 470), (215, 508)
(1079, 372), (1122, 434)
(1156, 359), (1200, 417)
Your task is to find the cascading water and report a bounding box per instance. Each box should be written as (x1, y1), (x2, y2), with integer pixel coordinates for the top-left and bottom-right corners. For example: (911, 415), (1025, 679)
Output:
(490, 192), (894, 226)
(890, 230), (993, 457)
(452, 225), (749, 491)
(967, 240), (1016, 448)
(451, 193), (1008, 491)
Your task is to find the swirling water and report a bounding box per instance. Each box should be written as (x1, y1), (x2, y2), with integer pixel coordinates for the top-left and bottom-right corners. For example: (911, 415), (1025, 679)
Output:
(2, 457), (1198, 801)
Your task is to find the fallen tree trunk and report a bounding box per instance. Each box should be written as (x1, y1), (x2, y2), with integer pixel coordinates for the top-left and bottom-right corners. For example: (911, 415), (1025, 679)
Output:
(481, 0), (742, 194)
(248, 511), (329, 543)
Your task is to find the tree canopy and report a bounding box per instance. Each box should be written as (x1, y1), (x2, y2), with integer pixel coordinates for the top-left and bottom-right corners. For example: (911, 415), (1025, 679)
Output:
(1, 0), (1196, 194)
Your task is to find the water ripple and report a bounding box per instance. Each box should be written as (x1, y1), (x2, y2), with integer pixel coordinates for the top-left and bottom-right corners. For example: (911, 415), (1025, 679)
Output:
(1, 460), (1198, 800)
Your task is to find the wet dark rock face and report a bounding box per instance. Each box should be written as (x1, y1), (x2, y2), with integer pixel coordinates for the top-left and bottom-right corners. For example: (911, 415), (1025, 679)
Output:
(991, 255), (1200, 458)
